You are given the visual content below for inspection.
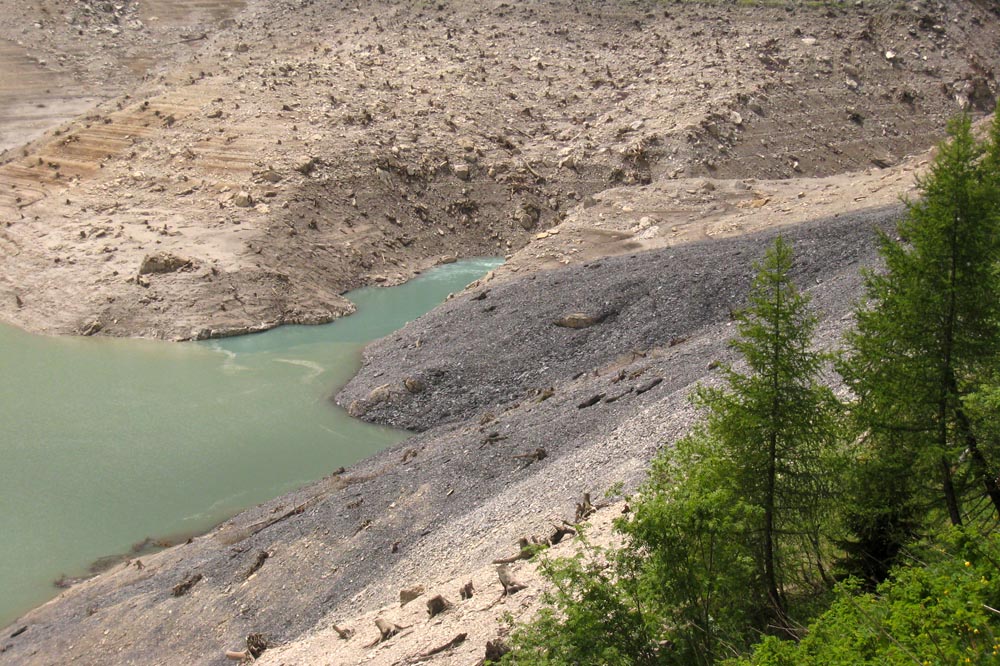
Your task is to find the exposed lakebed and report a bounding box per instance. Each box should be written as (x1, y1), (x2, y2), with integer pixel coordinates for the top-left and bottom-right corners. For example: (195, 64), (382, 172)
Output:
(0, 258), (501, 626)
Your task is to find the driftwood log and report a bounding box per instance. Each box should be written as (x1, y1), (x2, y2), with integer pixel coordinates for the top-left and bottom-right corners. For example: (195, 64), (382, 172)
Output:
(419, 632), (467, 658)
(575, 492), (608, 522)
(549, 523), (576, 544)
(401, 633), (468, 665)
(364, 618), (410, 647)
(244, 551), (269, 580)
(513, 447), (547, 464)
(497, 565), (526, 597)
(224, 633), (269, 661)
(492, 537), (535, 564)
(332, 623), (354, 640)
(171, 573), (202, 597)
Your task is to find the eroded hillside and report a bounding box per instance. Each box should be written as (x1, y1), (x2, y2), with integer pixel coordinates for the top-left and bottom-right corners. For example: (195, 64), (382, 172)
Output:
(2, 0), (1000, 664)
(1, 0), (997, 338)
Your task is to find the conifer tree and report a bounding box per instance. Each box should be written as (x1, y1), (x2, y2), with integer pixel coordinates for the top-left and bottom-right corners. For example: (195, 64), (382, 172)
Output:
(501, 238), (839, 665)
(696, 236), (838, 625)
(841, 114), (1000, 530)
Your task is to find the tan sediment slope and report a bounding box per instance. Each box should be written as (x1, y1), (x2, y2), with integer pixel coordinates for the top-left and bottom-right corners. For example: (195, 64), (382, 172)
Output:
(2, 0), (1000, 664)
(1, 0), (997, 339)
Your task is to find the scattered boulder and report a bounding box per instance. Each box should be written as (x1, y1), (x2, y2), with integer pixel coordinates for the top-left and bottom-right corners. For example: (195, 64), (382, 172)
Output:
(554, 313), (600, 329)
(259, 169), (282, 183)
(294, 156), (317, 175)
(233, 191), (253, 208)
(452, 162), (472, 181)
(348, 383), (395, 417)
(138, 252), (192, 275)
(399, 585), (425, 606)
(403, 376), (426, 394)
(577, 394), (605, 409)
(516, 203), (540, 230)
(951, 77), (996, 112)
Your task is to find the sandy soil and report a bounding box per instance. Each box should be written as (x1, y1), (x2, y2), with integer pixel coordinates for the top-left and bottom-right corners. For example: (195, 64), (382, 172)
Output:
(1, 0), (997, 339)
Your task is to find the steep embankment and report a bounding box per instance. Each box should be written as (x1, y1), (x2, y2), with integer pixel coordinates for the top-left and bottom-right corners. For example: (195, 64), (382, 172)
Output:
(3, 0), (1000, 663)
(0, 0), (997, 338)
(0, 208), (894, 665)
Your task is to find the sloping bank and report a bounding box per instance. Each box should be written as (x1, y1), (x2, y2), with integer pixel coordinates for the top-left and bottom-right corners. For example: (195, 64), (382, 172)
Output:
(0, 206), (898, 665)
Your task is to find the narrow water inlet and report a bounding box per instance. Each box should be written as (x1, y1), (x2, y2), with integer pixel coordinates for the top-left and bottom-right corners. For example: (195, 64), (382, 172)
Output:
(0, 257), (502, 627)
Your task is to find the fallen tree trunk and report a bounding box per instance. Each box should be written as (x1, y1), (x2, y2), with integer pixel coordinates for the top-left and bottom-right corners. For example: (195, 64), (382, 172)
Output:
(498, 565), (526, 597)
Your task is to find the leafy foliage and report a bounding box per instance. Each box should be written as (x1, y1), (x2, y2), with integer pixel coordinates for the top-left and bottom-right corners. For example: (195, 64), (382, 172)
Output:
(694, 236), (841, 623)
(734, 529), (1000, 666)
(500, 238), (838, 665)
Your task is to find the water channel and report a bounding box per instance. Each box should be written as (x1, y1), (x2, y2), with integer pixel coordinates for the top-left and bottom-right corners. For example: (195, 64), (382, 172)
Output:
(0, 257), (501, 627)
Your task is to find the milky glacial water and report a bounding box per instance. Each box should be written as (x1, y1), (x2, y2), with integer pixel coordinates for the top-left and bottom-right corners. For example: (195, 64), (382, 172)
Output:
(0, 258), (501, 627)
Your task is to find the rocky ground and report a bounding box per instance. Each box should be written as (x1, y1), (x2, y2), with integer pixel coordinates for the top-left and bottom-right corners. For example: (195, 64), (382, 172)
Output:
(1, 206), (894, 665)
(1, 0), (997, 339)
(3, 0), (1000, 664)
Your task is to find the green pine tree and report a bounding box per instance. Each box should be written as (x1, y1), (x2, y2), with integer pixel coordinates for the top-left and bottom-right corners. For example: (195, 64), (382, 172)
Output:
(696, 235), (839, 626)
(841, 114), (1000, 536)
(500, 238), (840, 665)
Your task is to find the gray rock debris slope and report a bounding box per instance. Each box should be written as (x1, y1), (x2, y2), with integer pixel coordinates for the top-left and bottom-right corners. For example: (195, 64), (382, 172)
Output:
(339, 205), (898, 431)
(0, 206), (895, 665)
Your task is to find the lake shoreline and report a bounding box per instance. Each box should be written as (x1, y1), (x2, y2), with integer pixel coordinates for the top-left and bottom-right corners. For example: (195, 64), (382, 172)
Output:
(0, 208), (898, 664)
(0, 259), (500, 631)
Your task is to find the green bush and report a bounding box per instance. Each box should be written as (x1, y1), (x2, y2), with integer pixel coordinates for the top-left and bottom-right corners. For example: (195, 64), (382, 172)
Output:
(734, 529), (1000, 666)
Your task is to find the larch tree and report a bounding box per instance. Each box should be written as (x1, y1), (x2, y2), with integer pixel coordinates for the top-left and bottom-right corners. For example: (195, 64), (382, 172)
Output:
(841, 113), (1000, 531)
(696, 235), (838, 626)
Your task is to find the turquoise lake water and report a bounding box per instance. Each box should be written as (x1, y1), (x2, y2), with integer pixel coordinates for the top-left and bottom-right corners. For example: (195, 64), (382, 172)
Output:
(0, 258), (501, 627)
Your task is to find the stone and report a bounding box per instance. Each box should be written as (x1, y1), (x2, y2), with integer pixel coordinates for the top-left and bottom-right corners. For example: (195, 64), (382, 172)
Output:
(259, 169), (282, 183)
(369, 383), (392, 402)
(452, 163), (471, 181)
(399, 585), (425, 606)
(139, 252), (191, 275)
(403, 377), (425, 394)
(516, 203), (540, 230)
(233, 191), (252, 208)
(554, 313), (599, 329)
(294, 156), (316, 175)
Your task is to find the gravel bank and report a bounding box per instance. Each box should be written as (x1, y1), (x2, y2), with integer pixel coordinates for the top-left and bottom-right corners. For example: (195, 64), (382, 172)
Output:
(0, 205), (897, 665)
